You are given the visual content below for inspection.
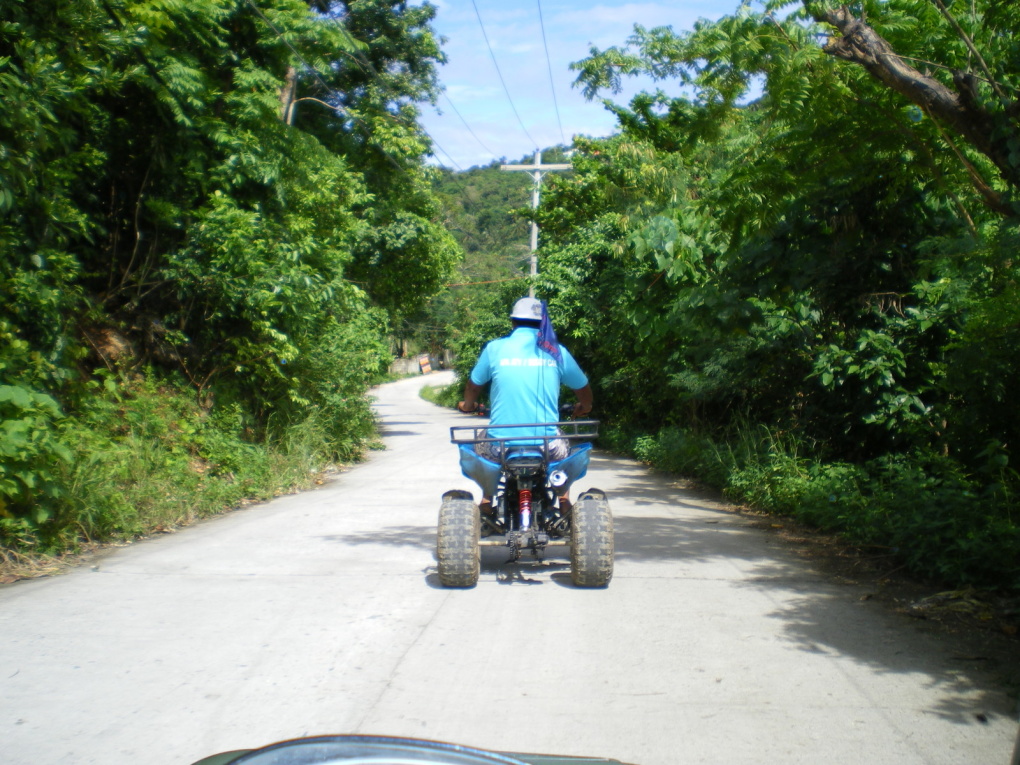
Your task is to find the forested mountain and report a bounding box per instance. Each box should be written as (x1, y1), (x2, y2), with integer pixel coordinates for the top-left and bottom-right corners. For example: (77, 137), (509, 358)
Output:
(444, 2), (1019, 592)
(0, 0), (457, 552)
(411, 148), (571, 357)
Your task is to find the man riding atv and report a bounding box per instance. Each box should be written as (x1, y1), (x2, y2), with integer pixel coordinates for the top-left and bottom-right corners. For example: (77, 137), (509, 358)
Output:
(456, 297), (594, 516)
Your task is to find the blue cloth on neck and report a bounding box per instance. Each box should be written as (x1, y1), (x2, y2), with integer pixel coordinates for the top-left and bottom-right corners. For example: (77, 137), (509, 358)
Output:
(537, 301), (561, 362)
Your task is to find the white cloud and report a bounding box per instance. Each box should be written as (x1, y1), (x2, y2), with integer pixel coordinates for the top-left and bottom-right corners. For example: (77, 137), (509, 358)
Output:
(444, 83), (501, 101)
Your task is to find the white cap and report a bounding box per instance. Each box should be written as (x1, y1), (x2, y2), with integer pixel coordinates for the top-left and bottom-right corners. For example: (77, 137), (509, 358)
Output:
(510, 297), (543, 321)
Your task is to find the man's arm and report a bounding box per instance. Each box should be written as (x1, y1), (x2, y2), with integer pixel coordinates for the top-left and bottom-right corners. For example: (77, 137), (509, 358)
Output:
(572, 384), (593, 418)
(458, 342), (491, 413)
(457, 380), (484, 413)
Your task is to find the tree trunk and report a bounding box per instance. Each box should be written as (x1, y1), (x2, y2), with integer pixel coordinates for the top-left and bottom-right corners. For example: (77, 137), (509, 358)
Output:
(279, 66), (297, 125)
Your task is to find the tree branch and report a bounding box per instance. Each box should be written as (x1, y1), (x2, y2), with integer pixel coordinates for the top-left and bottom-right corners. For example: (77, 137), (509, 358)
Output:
(810, 5), (1018, 203)
(929, 0), (1008, 102)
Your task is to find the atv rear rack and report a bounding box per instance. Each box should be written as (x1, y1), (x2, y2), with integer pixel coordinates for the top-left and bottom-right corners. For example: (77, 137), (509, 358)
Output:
(450, 419), (599, 448)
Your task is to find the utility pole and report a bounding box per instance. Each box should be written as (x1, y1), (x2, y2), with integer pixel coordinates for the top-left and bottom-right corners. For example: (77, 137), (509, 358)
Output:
(501, 150), (570, 297)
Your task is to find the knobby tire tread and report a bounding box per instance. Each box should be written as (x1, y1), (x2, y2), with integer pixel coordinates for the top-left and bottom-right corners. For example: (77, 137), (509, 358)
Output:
(437, 498), (480, 587)
(570, 493), (614, 587)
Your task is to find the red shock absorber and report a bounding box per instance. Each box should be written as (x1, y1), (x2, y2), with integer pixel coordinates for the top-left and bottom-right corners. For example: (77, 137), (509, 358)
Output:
(519, 489), (532, 530)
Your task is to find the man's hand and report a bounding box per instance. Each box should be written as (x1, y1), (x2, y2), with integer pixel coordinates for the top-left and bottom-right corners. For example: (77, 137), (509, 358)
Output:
(459, 380), (484, 414)
(571, 384), (594, 419)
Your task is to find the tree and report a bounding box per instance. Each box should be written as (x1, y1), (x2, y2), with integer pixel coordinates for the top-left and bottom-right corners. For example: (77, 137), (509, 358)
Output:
(1, 0), (457, 397)
(561, 0), (1020, 459)
(0, 0), (458, 540)
(803, 1), (1020, 212)
(297, 0), (460, 316)
(573, 1), (1020, 215)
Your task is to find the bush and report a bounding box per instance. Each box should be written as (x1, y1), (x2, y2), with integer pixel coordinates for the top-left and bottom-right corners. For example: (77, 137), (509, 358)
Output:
(860, 453), (1019, 590)
(420, 381), (460, 409)
(627, 421), (1020, 593)
(0, 364), (385, 554)
(49, 374), (295, 546)
(288, 312), (391, 462)
(0, 384), (72, 537)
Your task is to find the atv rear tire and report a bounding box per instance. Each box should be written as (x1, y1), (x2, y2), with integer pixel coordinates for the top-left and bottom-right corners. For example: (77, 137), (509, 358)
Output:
(437, 493), (480, 587)
(570, 489), (613, 587)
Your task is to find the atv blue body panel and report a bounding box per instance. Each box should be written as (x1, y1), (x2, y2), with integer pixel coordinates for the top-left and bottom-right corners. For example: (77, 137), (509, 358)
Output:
(458, 442), (592, 498)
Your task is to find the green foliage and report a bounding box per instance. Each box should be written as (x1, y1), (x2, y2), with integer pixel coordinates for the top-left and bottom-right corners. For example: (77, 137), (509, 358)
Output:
(287, 309), (391, 461)
(0, 363), (384, 552)
(432, 157), (533, 281)
(447, 284), (519, 388)
(409, 154), (543, 359)
(307, 0), (459, 317)
(626, 422), (1019, 590)
(49, 373), (320, 548)
(0, 384), (71, 532)
(350, 209), (460, 315)
(419, 381), (458, 409)
(0, 0), (453, 552)
(403, 149), (585, 375)
(494, 0), (1020, 592)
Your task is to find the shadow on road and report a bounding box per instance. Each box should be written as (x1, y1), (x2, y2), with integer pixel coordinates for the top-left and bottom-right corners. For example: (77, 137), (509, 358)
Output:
(587, 454), (1016, 725)
(754, 582), (1015, 725)
(320, 526), (571, 588)
(321, 459), (1017, 725)
(320, 526), (435, 552)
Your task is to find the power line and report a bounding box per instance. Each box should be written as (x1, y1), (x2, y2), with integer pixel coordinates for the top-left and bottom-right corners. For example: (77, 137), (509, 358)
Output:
(536, 0), (566, 145)
(247, 0), (465, 173)
(312, 1), (559, 175)
(429, 138), (469, 174)
(316, 6), (468, 173)
(441, 91), (500, 161)
(470, 0), (540, 150)
(446, 276), (527, 287)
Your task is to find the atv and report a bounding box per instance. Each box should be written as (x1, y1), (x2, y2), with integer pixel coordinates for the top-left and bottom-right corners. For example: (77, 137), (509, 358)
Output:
(439, 419), (613, 588)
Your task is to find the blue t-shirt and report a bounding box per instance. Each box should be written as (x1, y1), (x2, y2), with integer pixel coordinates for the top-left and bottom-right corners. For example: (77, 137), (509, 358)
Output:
(470, 327), (588, 442)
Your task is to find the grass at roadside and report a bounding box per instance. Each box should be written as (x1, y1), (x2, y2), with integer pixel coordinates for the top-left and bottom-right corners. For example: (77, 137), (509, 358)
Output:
(419, 381), (458, 408)
(609, 422), (1020, 596)
(0, 372), (377, 582)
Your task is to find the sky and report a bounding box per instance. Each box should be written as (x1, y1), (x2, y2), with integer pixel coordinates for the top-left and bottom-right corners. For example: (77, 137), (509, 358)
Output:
(417, 0), (749, 171)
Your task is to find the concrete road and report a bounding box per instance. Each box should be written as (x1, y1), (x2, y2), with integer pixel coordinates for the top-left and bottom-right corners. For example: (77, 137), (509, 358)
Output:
(1, 372), (1016, 765)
